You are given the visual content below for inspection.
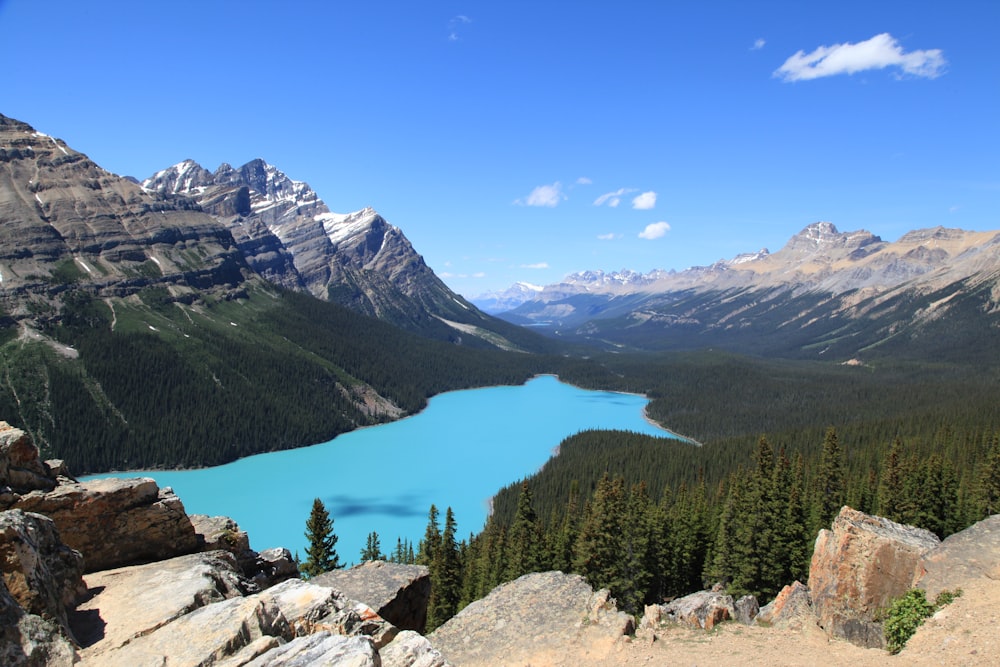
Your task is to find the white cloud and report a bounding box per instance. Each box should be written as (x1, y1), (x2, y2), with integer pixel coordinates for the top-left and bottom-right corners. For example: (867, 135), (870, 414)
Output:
(448, 15), (472, 42)
(515, 182), (565, 207)
(752, 38), (766, 50)
(632, 191), (657, 210)
(638, 221), (671, 240)
(519, 262), (550, 269)
(576, 176), (593, 185)
(597, 233), (621, 241)
(774, 33), (946, 82)
(594, 187), (636, 207)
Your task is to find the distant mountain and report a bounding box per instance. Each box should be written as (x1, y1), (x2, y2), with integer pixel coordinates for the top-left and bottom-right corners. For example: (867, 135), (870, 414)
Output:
(490, 222), (1000, 361)
(142, 159), (536, 348)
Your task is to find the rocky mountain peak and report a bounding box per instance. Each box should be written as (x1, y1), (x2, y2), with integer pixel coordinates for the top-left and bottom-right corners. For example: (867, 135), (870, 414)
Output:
(143, 159), (214, 195)
(783, 222), (882, 255)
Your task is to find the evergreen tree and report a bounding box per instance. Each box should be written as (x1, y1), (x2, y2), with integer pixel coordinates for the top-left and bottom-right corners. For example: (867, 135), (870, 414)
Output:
(573, 474), (631, 608)
(427, 507), (461, 632)
(301, 498), (341, 577)
(360, 531), (385, 562)
(815, 427), (846, 529)
(878, 437), (906, 522)
(503, 480), (542, 580)
(550, 480), (581, 574)
(978, 434), (1000, 517)
(416, 505), (441, 566)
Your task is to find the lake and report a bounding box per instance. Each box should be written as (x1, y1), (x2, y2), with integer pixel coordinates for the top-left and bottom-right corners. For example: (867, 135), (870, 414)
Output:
(87, 375), (677, 562)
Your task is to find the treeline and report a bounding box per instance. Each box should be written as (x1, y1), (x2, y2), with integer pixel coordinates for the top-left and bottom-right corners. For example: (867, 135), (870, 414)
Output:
(0, 287), (550, 473)
(393, 424), (999, 632)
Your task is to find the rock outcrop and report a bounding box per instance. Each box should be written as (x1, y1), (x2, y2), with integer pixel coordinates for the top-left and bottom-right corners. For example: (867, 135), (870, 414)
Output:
(1, 577), (77, 667)
(429, 571), (633, 667)
(641, 588), (750, 632)
(755, 580), (814, 630)
(808, 506), (941, 648)
(311, 560), (430, 632)
(0, 510), (86, 642)
(0, 423), (56, 494)
(11, 477), (200, 572)
(915, 513), (1000, 599)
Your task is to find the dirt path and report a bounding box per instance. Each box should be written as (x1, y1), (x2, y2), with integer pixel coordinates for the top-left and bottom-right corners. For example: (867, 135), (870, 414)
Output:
(511, 576), (999, 667)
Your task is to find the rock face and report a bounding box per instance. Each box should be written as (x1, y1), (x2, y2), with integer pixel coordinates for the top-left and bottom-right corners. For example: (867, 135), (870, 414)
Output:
(643, 589), (737, 631)
(755, 580), (814, 630)
(429, 571), (633, 667)
(0, 510), (86, 642)
(143, 159), (484, 331)
(808, 506), (941, 649)
(11, 477), (199, 572)
(311, 560), (430, 632)
(915, 513), (1000, 599)
(1, 577), (77, 667)
(0, 422), (56, 494)
(0, 114), (248, 314)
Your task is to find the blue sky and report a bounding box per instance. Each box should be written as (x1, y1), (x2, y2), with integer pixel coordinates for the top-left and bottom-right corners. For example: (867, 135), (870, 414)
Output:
(1, 1), (997, 297)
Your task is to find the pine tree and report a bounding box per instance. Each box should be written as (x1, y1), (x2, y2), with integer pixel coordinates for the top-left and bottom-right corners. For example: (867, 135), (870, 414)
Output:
(301, 498), (341, 577)
(360, 531), (385, 562)
(878, 437), (906, 522)
(504, 480), (542, 581)
(427, 507), (461, 632)
(978, 434), (1000, 517)
(416, 505), (441, 567)
(815, 427), (846, 528)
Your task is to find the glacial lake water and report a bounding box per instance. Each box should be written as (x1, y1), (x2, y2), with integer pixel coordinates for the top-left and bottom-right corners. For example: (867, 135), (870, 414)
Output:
(86, 375), (677, 562)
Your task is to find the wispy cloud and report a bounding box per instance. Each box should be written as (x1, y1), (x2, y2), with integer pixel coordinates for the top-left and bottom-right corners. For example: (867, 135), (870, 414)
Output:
(752, 38), (766, 51)
(515, 182), (565, 207)
(576, 176), (593, 185)
(632, 191), (657, 210)
(638, 221), (671, 240)
(448, 15), (472, 42)
(597, 233), (622, 241)
(519, 262), (550, 269)
(774, 33), (946, 82)
(594, 187), (636, 207)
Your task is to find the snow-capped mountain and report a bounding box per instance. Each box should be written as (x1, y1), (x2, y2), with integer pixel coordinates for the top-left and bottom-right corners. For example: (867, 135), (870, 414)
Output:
(490, 221), (1000, 360)
(144, 158), (511, 339)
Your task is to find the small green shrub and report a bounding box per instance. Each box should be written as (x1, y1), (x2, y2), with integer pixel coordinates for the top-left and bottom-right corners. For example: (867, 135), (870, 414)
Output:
(883, 588), (962, 654)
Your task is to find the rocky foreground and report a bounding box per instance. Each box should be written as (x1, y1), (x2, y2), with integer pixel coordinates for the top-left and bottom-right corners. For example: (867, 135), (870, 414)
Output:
(3, 419), (999, 665)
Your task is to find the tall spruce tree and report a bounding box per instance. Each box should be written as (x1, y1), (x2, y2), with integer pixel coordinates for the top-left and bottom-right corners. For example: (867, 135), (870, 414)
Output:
(427, 507), (461, 632)
(815, 427), (846, 529)
(360, 531), (385, 562)
(503, 480), (542, 581)
(416, 505), (441, 567)
(301, 498), (341, 577)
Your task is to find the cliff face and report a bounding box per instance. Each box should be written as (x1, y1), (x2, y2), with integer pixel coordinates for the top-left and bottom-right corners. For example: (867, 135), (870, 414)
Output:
(143, 158), (485, 331)
(0, 115), (249, 317)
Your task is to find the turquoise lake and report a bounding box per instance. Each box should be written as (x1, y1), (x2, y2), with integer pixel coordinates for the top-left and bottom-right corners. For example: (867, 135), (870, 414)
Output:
(87, 375), (677, 562)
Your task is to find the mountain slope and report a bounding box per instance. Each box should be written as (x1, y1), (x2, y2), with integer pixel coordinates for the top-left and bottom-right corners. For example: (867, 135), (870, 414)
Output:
(142, 159), (543, 351)
(485, 222), (1000, 361)
(0, 113), (551, 471)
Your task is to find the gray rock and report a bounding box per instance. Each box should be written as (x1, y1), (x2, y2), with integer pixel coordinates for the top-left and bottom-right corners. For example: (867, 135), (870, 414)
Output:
(312, 560), (430, 632)
(254, 547), (300, 589)
(0, 422), (56, 495)
(241, 632), (377, 667)
(1, 570), (77, 666)
(380, 629), (451, 667)
(654, 589), (736, 630)
(73, 550), (251, 655)
(0, 509), (85, 641)
(755, 581), (814, 629)
(11, 477), (200, 572)
(79, 594), (290, 667)
(429, 571), (632, 667)
(733, 594), (759, 625)
(916, 513), (1000, 600)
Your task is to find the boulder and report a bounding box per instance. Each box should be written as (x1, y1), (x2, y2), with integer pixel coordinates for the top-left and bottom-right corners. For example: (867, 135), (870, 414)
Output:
(239, 632), (378, 667)
(649, 589), (735, 630)
(11, 477), (199, 572)
(0, 509), (86, 641)
(77, 594), (290, 667)
(429, 571), (633, 667)
(0, 422), (56, 495)
(808, 506), (940, 649)
(733, 594), (759, 625)
(1, 575), (77, 667)
(755, 581), (814, 629)
(72, 550), (251, 655)
(380, 629), (450, 667)
(253, 547), (299, 589)
(915, 513), (1000, 600)
(190, 513), (258, 574)
(312, 560), (430, 632)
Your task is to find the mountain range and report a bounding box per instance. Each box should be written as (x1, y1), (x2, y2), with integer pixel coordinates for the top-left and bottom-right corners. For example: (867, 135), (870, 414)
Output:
(476, 222), (1000, 361)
